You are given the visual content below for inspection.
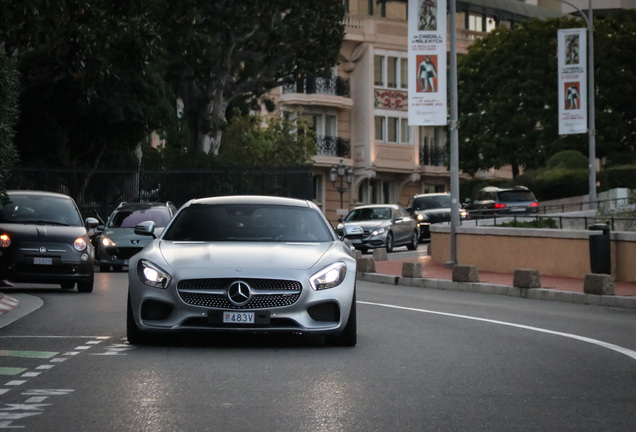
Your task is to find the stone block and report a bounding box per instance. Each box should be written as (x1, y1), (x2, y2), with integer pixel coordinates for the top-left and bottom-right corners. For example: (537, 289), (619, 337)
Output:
(452, 265), (479, 283)
(357, 257), (375, 273)
(373, 248), (388, 261)
(513, 269), (541, 289)
(402, 262), (423, 278)
(583, 273), (615, 295)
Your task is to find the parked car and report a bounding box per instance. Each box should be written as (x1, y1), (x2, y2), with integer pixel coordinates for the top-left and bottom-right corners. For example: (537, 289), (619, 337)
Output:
(96, 201), (177, 272)
(126, 195), (357, 346)
(465, 186), (539, 218)
(406, 193), (468, 241)
(338, 204), (419, 253)
(0, 190), (98, 292)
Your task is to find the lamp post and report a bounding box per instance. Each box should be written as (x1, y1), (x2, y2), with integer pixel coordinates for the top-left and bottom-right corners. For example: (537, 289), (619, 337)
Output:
(558, 0), (596, 208)
(329, 160), (354, 211)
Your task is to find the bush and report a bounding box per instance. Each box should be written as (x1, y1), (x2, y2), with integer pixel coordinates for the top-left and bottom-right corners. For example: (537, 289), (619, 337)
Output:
(546, 150), (588, 170)
(500, 218), (557, 229)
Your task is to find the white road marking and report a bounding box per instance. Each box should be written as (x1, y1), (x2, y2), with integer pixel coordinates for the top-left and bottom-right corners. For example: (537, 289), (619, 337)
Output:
(359, 301), (636, 361)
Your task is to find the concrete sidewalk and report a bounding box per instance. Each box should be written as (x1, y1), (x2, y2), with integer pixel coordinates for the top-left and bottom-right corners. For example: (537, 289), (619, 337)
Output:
(359, 248), (636, 310)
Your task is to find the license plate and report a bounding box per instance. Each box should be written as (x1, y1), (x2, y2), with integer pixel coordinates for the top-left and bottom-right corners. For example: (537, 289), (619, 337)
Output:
(223, 311), (255, 324)
(34, 257), (52, 265)
(349, 239), (362, 244)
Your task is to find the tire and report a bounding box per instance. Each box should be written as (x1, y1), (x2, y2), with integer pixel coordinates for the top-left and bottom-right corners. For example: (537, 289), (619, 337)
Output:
(99, 264), (110, 272)
(127, 294), (148, 345)
(113, 265), (124, 272)
(325, 292), (357, 347)
(60, 282), (75, 289)
(77, 273), (94, 293)
(407, 230), (418, 251)
(360, 247), (368, 254)
(385, 232), (394, 253)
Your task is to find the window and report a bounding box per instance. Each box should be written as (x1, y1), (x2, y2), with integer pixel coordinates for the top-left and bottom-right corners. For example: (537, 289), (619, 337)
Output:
(400, 58), (408, 89)
(376, 115), (410, 144)
(374, 56), (384, 86)
(375, 53), (408, 89)
(375, 116), (385, 141)
(387, 57), (398, 88)
(468, 13), (483, 32)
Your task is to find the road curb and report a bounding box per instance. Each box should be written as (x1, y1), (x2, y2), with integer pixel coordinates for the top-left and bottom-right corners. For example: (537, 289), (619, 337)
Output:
(0, 292), (20, 314)
(357, 273), (636, 310)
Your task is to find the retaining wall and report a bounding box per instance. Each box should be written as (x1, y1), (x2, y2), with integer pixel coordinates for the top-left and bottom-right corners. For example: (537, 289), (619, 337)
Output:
(430, 225), (636, 282)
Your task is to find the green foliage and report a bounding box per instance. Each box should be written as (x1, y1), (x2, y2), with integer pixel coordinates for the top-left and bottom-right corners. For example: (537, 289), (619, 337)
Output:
(458, 15), (636, 176)
(598, 165), (636, 191)
(219, 112), (317, 167)
(500, 218), (557, 229)
(0, 52), (20, 194)
(516, 168), (589, 201)
(546, 150), (588, 170)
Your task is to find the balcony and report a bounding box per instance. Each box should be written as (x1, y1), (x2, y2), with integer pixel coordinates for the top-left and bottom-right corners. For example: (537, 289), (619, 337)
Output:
(419, 143), (447, 167)
(281, 77), (353, 110)
(316, 136), (351, 158)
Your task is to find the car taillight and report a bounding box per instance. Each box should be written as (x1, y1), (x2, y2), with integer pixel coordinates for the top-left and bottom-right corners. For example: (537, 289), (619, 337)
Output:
(0, 233), (10, 248)
(529, 202), (539, 207)
(494, 203), (506, 209)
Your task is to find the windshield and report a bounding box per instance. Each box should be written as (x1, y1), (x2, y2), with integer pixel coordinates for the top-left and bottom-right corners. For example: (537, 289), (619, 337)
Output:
(345, 207), (391, 222)
(498, 191), (536, 202)
(108, 207), (172, 228)
(0, 194), (82, 226)
(413, 195), (450, 210)
(163, 204), (334, 242)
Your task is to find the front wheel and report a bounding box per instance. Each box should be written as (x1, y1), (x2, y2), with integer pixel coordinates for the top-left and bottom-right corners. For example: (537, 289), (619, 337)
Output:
(325, 292), (357, 347)
(407, 230), (419, 251)
(385, 232), (394, 253)
(77, 273), (94, 293)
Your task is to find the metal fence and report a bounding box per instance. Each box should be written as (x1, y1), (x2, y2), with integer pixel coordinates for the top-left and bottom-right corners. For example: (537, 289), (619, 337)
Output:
(8, 164), (314, 222)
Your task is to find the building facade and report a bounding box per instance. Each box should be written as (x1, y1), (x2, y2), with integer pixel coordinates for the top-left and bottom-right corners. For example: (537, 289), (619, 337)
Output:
(271, 0), (628, 224)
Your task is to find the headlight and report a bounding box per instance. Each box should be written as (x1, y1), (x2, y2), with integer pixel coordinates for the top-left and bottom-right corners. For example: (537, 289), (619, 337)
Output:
(370, 227), (385, 237)
(416, 214), (424, 221)
(460, 209), (468, 219)
(137, 259), (171, 289)
(310, 262), (347, 291)
(74, 237), (88, 252)
(0, 233), (11, 248)
(101, 237), (116, 247)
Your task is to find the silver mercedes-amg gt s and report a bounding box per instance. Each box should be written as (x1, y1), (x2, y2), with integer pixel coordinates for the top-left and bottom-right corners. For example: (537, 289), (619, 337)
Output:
(127, 195), (357, 346)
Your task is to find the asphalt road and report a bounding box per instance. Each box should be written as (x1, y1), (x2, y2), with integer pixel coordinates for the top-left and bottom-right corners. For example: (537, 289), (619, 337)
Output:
(1, 263), (636, 431)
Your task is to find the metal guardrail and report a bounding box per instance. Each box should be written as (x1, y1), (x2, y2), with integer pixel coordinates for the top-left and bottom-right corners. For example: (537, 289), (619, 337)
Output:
(464, 213), (636, 231)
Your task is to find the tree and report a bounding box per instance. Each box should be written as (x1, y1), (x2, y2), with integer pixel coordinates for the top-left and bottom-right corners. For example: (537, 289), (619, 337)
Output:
(158, 0), (346, 155)
(219, 111), (317, 167)
(0, 52), (20, 195)
(457, 15), (636, 177)
(1, 0), (176, 170)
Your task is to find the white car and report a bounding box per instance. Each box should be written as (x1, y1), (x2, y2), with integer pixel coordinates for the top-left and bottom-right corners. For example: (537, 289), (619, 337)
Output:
(127, 195), (357, 346)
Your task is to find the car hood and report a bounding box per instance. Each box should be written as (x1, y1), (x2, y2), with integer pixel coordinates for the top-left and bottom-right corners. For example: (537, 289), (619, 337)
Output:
(157, 241), (332, 270)
(0, 223), (87, 241)
(345, 220), (389, 230)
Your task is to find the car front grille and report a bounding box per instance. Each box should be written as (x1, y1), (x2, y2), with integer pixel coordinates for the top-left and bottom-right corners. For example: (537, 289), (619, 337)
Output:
(177, 278), (302, 309)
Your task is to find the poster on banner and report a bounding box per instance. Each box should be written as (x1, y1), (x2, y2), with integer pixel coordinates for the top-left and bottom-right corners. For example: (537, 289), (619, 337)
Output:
(558, 28), (587, 135)
(408, 0), (447, 126)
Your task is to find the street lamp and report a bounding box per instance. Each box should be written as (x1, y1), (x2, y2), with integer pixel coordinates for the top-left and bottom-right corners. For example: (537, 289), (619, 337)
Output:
(329, 159), (354, 210)
(558, 0), (596, 208)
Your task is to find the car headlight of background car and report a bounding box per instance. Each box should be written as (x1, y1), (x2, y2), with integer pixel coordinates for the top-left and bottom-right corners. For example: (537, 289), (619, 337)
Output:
(137, 259), (171, 289)
(101, 236), (116, 247)
(371, 227), (385, 237)
(310, 262), (347, 290)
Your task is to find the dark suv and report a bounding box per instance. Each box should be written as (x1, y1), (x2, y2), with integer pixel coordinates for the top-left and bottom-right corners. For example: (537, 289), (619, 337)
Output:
(95, 202), (177, 271)
(465, 186), (539, 218)
(406, 193), (468, 241)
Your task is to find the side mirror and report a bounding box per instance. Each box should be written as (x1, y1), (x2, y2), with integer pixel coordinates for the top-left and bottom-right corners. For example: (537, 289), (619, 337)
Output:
(134, 220), (157, 238)
(85, 217), (99, 229)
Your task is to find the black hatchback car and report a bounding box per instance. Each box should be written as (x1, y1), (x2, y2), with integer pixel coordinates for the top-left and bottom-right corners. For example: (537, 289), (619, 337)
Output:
(406, 193), (468, 241)
(465, 186), (539, 218)
(0, 190), (98, 292)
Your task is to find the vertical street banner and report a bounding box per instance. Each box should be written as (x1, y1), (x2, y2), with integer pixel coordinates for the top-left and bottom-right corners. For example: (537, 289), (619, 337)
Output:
(558, 28), (587, 135)
(408, 0), (447, 126)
